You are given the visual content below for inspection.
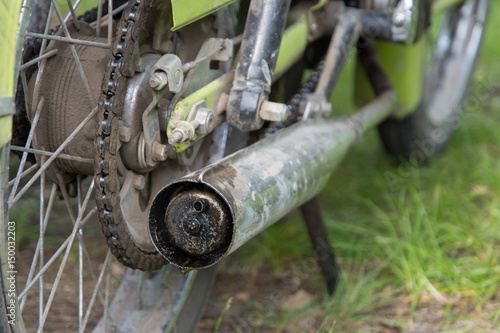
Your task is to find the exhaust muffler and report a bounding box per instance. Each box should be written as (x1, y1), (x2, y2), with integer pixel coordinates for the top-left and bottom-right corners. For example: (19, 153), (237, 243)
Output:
(149, 92), (396, 269)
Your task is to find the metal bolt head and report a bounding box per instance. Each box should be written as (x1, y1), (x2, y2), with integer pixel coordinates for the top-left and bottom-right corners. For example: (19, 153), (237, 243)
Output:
(259, 100), (290, 122)
(152, 142), (168, 161)
(393, 13), (406, 28)
(133, 174), (146, 191)
(149, 72), (168, 90)
(184, 219), (202, 236)
(193, 108), (214, 135)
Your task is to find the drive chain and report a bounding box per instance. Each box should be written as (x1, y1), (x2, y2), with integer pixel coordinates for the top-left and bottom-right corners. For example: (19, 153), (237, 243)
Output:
(95, 0), (166, 271)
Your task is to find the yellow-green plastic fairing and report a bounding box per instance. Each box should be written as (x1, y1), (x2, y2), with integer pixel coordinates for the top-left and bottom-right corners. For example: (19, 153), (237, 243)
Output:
(355, 38), (426, 118)
(0, 0), (22, 147)
(170, 0), (238, 31)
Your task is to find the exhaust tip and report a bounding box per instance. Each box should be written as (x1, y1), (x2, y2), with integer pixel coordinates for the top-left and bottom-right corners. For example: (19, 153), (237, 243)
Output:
(149, 181), (234, 269)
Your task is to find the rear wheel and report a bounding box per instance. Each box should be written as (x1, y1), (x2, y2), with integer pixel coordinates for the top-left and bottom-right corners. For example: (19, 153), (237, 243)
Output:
(378, 0), (490, 164)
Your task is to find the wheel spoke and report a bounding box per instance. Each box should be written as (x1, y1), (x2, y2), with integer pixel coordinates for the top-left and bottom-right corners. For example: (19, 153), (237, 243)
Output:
(38, 158), (45, 326)
(38, 180), (95, 332)
(10, 106), (98, 206)
(19, 184), (57, 311)
(8, 163), (38, 187)
(90, 2), (128, 30)
(65, 0), (81, 31)
(25, 32), (110, 49)
(108, 0), (113, 46)
(50, 0), (98, 106)
(39, 1), (54, 54)
(96, 0), (103, 37)
(64, 0), (82, 25)
(10, 145), (94, 164)
(19, 49), (58, 71)
(18, 207), (97, 301)
(56, 175), (108, 308)
(81, 250), (112, 332)
(78, 176), (84, 330)
(8, 97), (44, 204)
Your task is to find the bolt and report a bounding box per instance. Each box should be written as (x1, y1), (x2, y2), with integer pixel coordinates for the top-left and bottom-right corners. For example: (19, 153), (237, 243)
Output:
(169, 130), (183, 145)
(259, 100), (290, 122)
(169, 123), (194, 144)
(152, 142), (168, 161)
(193, 108), (214, 135)
(184, 219), (202, 236)
(133, 174), (146, 191)
(174, 69), (182, 85)
(149, 71), (168, 90)
(393, 13), (406, 28)
(310, 23), (318, 33)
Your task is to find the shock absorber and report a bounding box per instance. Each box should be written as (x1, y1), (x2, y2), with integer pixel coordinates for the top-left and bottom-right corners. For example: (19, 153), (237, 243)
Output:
(226, 0), (291, 132)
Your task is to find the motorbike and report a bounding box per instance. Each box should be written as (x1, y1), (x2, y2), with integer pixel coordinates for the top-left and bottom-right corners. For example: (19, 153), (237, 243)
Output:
(0, 0), (490, 331)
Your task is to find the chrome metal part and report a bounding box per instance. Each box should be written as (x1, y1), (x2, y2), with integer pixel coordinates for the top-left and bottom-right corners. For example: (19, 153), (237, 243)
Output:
(150, 91), (397, 269)
(300, 93), (332, 120)
(149, 54), (184, 92)
(391, 0), (417, 43)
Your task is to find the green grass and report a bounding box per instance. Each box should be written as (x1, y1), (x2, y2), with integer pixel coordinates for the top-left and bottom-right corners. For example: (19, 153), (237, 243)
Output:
(225, 1), (500, 331)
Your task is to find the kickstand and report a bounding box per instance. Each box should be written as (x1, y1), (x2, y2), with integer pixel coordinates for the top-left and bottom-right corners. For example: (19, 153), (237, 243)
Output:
(300, 197), (340, 295)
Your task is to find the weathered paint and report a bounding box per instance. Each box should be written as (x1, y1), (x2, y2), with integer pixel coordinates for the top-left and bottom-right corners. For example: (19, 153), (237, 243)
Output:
(167, 72), (234, 152)
(170, 0), (238, 31)
(0, 0), (23, 146)
(354, 37), (425, 118)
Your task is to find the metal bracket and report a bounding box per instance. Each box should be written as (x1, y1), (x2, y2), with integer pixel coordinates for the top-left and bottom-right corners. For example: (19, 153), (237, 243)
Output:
(169, 100), (214, 145)
(149, 54), (184, 92)
(140, 94), (168, 168)
(299, 93), (332, 120)
(391, 0), (418, 44)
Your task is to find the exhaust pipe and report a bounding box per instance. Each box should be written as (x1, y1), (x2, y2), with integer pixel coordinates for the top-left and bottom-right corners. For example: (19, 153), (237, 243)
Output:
(149, 91), (396, 269)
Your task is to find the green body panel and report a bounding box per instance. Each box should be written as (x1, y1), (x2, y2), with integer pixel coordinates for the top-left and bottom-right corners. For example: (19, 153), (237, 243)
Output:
(354, 38), (425, 118)
(170, 0), (237, 31)
(0, 0), (22, 146)
(432, 0), (464, 14)
(274, 18), (308, 78)
(168, 73), (233, 152)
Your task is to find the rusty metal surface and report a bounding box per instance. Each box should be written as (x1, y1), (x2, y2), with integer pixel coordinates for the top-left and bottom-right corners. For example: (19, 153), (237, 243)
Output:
(150, 117), (356, 269)
(150, 87), (397, 269)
